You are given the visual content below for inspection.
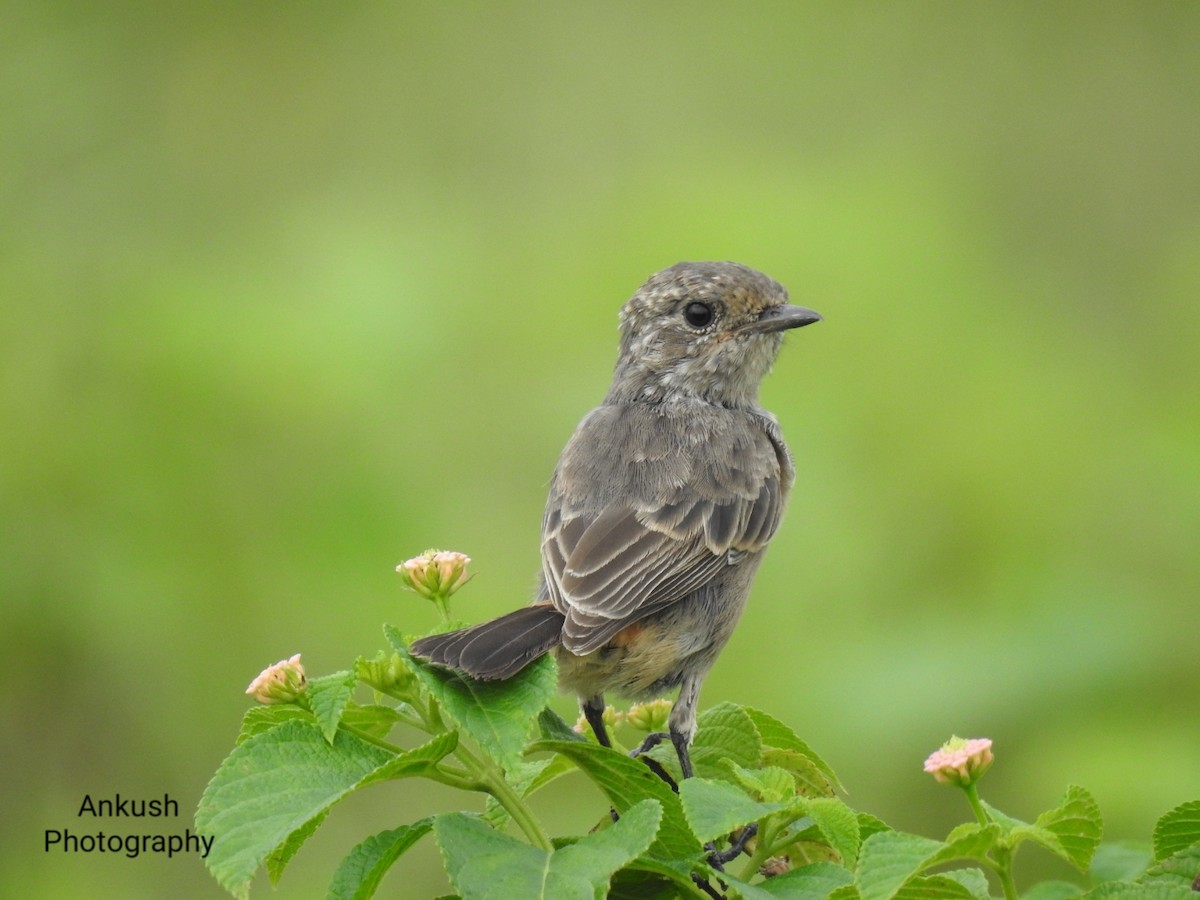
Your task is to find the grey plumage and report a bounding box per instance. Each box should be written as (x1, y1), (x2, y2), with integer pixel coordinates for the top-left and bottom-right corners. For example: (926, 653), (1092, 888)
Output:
(410, 260), (820, 777)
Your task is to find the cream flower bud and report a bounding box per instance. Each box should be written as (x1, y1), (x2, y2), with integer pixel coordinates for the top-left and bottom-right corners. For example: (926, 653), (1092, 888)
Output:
(923, 736), (994, 787)
(625, 698), (673, 733)
(246, 654), (307, 704)
(397, 549), (471, 601)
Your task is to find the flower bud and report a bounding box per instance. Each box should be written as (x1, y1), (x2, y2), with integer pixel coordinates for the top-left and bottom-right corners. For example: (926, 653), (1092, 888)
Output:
(573, 705), (622, 739)
(923, 736), (994, 787)
(625, 698), (673, 733)
(356, 651), (412, 692)
(246, 654), (307, 704)
(397, 549), (471, 602)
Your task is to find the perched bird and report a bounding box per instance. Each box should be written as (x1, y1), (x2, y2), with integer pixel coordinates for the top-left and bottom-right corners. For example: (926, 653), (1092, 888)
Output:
(410, 261), (820, 778)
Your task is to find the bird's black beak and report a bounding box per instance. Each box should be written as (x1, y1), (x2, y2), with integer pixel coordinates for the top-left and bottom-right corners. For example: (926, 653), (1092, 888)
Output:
(739, 304), (823, 335)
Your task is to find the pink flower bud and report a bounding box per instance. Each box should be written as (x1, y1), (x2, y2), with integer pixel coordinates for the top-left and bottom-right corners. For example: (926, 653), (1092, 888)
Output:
(245, 654), (307, 704)
(923, 736), (994, 787)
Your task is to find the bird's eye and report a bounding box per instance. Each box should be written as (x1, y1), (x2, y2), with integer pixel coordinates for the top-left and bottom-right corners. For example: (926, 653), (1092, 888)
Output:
(683, 302), (714, 328)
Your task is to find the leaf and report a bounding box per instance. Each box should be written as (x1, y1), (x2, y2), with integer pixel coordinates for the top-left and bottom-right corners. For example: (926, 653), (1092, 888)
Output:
(725, 861), (854, 899)
(680, 778), (779, 844)
(890, 873), (979, 899)
(727, 763), (797, 804)
(482, 754), (576, 828)
(930, 867), (990, 899)
(360, 731), (458, 785)
(930, 823), (1001, 866)
(236, 704), (312, 745)
(340, 703), (403, 740)
(1081, 885), (1197, 899)
(801, 797), (863, 868)
(1022, 882), (1085, 899)
(435, 799), (662, 900)
(647, 701), (764, 782)
(853, 830), (947, 900)
(1090, 841), (1152, 883)
(267, 810), (327, 883)
(394, 638), (556, 775)
(1153, 800), (1200, 861)
(326, 819), (433, 900)
(761, 748), (838, 798)
(1142, 840), (1200, 891)
(743, 706), (843, 793)
(197, 721), (451, 898)
(1032, 785), (1104, 871)
(539, 706), (588, 743)
(308, 670), (357, 744)
(197, 720), (393, 897)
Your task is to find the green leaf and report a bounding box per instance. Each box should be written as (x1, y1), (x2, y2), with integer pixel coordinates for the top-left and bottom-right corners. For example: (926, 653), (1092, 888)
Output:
(435, 799), (662, 900)
(326, 819), (433, 900)
(533, 739), (700, 866)
(890, 873), (979, 899)
(1033, 785), (1104, 871)
(931, 867), (990, 899)
(857, 812), (892, 841)
(340, 703), (403, 740)
(725, 861), (854, 899)
(1142, 840), (1200, 891)
(761, 748), (838, 798)
(394, 638), (556, 775)
(360, 731), (458, 785)
(1153, 800), (1200, 861)
(679, 777), (779, 844)
(482, 754), (576, 828)
(539, 706), (588, 743)
(1081, 885), (1196, 899)
(236, 704), (312, 745)
(854, 830), (947, 900)
(308, 670), (357, 744)
(197, 720), (394, 898)
(727, 762), (797, 804)
(1090, 841), (1152, 883)
(930, 822), (1001, 866)
(1023, 882), (1085, 899)
(648, 701), (764, 782)
(197, 721), (452, 898)
(743, 706), (843, 793)
(829, 886), (862, 900)
(266, 810), (328, 883)
(800, 797), (863, 868)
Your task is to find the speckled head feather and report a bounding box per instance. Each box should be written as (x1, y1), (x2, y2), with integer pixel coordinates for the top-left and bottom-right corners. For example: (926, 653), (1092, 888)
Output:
(607, 261), (820, 408)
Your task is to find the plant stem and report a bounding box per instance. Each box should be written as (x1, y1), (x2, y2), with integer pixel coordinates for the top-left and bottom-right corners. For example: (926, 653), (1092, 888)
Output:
(962, 783), (1018, 900)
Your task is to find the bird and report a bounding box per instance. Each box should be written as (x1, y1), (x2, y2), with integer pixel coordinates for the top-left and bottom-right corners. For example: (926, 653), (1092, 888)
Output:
(410, 261), (820, 779)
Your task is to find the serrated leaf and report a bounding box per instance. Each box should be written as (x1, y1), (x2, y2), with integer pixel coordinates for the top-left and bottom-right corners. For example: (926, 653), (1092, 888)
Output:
(539, 706), (588, 743)
(360, 731), (458, 785)
(727, 763), (797, 804)
(801, 797), (862, 867)
(197, 720), (395, 897)
(1090, 841), (1152, 884)
(1033, 785), (1104, 871)
(1142, 840), (1200, 891)
(197, 722), (452, 897)
(761, 748), (837, 798)
(680, 778), (779, 844)
(236, 704), (312, 745)
(308, 671), (357, 744)
(743, 707), (843, 793)
(730, 861), (855, 899)
(890, 873), (978, 899)
(930, 823), (1001, 866)
(267, 810), (327, 883)
(533, 739), (700, 866)
(829, 886), (862, 900)
(857, 812), (892, 841)
(435, 799), (661, 900)
(395, 641), (556, 775)
(933, 867), (990, 899)
(326, 819), (433, 900)
(1023, 882), (1085, 899)
(340, 703), (403, 740)
(1153, 800), (1200, 861)
(854, 830), (947, 900)
(1081, 884), (1196, 899)
(648, 702), (764, 782)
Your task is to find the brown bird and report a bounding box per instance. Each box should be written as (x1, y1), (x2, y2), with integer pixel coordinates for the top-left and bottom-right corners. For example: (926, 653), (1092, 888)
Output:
(410, 261), (820, 778)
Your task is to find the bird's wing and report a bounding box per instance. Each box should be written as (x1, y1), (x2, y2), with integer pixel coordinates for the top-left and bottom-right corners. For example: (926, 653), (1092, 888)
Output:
(541, 405), (789, 655)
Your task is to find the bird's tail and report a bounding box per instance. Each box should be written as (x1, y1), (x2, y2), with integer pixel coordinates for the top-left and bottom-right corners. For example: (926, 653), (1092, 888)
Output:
(408, 604), (564, 680)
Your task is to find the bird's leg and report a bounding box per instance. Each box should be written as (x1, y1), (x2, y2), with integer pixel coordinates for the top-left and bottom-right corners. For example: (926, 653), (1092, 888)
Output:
(667, 674), (701, 780)
(581, 694), (611, 748)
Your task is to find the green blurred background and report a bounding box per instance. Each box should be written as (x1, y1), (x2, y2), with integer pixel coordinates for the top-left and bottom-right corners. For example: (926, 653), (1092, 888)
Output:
(3, 3), (1198, 896)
